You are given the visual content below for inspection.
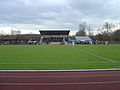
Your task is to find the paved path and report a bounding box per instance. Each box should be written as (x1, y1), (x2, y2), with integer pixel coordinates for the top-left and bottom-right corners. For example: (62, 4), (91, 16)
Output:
(0, 70), (120, 90)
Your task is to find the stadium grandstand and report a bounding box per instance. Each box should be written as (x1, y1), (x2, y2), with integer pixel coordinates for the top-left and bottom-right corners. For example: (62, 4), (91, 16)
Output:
(39, 30), (70, 45)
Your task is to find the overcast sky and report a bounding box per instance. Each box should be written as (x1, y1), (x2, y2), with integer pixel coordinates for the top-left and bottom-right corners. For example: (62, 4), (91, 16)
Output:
(0, 0), (120, 35)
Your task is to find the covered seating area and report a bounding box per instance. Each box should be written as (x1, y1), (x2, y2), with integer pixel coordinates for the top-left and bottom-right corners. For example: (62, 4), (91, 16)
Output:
(39, 30), (70, 45)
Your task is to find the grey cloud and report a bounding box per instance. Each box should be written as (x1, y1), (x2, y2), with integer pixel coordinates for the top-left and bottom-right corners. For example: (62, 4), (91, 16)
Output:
(0, 0), (67, 24)
(0, 0), (120, 31)
(69, 0), (120, 19)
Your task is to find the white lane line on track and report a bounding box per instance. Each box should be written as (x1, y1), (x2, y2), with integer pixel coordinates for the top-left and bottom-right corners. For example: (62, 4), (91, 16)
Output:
(0, 81), (120, 85)
(67, 45), (116, 63)
(0, 74), (120, 78)
(0, 69), (120, 72)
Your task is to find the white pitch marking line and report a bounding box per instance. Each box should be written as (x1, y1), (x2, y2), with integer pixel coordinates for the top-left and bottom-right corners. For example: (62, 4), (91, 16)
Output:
(0, 62), (115, 64)
(0, 81), (120, 85)
(0, 74), (120, 78)
(67, 45), (116, 63)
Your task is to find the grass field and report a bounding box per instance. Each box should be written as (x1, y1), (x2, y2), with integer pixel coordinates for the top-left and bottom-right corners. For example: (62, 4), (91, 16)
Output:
(0, 44), (120, 70)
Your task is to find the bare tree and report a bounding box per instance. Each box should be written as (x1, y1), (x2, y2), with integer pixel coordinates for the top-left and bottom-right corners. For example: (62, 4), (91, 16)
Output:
(103, 22), (112, 33)
(103, 22), (114, 41)
(112, 30), (120, 41)
(76, 22), (87, 36)
(87, 25), (93, 36)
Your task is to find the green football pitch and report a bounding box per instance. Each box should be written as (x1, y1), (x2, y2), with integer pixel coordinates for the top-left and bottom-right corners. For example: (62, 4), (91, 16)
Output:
(0, 44), (120, 70)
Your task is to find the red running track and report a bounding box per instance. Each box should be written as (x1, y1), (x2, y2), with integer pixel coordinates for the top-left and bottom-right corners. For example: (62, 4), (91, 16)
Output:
(0, 70), (120, 90)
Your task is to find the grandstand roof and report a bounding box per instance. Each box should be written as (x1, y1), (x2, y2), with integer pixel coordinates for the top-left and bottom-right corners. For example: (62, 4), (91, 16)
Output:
(75, 36), (92, 41)
(39, 30), (70, 35)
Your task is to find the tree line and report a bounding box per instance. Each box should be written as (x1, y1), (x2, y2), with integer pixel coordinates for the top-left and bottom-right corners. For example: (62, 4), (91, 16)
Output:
(76, 22), (120, 42)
